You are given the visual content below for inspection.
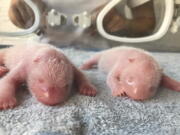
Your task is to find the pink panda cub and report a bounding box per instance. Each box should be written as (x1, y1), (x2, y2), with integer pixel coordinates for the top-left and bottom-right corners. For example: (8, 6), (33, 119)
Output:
(81, 46), (180, 100)
(0, 43), (96, 110)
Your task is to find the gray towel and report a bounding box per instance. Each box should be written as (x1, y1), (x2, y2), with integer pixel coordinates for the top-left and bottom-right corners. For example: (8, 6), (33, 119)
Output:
(0, 48), (180, 135)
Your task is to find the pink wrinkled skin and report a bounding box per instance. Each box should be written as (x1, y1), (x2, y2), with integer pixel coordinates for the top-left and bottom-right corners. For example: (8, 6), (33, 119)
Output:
(81, 46), (180, 100)
(0, 43), (96, 110)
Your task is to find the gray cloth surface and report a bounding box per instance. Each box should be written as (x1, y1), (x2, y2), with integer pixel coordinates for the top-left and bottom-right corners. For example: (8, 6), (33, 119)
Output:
(0, 48), (180, 135)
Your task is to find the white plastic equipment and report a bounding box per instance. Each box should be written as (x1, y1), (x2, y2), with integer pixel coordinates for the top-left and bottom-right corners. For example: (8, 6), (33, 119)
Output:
(0, 0), (179, 44)
(0, 0), (41, 37)
(96, 0), (175, 43)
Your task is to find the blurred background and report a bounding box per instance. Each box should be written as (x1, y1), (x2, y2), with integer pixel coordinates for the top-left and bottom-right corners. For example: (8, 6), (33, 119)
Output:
(0, 0), (34, 45)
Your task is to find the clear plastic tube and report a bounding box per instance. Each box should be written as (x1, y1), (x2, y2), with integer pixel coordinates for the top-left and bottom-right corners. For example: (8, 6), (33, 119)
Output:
(0, 0), (41, 37)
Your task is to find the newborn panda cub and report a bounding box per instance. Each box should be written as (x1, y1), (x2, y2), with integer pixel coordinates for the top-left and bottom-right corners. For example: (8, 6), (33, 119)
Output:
(81, 46), (180, 100)
(0, 43), (96, 110)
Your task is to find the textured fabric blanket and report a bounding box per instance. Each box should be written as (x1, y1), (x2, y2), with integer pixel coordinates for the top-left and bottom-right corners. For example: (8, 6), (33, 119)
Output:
(0, 48), (180, 135)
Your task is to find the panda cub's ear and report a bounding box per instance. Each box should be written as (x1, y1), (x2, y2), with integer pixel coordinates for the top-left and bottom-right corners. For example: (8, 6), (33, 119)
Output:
(32, 50), (48, 63)
(128, 57), (135, 63)
(33, 55), (42, 63)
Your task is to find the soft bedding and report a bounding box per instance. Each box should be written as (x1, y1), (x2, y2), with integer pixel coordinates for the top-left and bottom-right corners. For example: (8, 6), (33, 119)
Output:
(0, 48), (180, 135)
